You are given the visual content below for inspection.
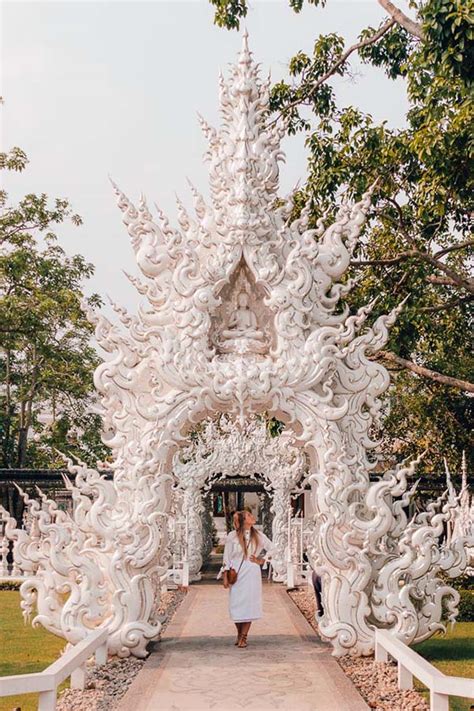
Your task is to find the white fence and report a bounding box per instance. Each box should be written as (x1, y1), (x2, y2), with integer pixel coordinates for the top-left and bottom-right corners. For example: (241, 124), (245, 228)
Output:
(165, 559), (189, 589)
(286, 512), (311, 588)
(375, 628), (474, 711)
(0, 628), (108, 711)
(164, 515), (189, 589)
(0, 535), (24, 580)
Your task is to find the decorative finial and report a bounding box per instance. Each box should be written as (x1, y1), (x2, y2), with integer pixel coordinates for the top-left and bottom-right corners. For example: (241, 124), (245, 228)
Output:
(239, 28), (251, 64)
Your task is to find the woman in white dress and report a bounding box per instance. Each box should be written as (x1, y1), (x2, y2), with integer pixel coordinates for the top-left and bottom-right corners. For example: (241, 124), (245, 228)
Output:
(221, 510), (276, 648)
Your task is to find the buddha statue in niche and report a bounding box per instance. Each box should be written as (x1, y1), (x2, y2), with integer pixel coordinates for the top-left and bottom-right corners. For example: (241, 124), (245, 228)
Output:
(219, 291), (268, 354)
(222, 292), (264, 341)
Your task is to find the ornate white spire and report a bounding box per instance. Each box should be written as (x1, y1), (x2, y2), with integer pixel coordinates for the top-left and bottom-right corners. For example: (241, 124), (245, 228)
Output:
(199, 32), (285, 240)
(1, 35), (471, 663)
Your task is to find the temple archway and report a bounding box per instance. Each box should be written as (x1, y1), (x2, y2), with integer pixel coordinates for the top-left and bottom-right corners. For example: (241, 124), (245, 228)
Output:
(172, 415), (308, 583)
(0, 33), (471, 661)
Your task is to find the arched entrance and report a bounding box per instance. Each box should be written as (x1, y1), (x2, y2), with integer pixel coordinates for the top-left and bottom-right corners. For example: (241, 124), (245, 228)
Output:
(171, 415), (307, 583)
(0, 33), (470, 661)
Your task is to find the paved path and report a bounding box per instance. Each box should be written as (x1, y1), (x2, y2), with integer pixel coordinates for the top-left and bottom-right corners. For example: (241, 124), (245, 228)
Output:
(117, 584), (369, 711)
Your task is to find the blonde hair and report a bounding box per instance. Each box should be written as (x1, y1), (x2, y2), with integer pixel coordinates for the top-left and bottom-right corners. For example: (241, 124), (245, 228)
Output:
(233, 510), (260, 558)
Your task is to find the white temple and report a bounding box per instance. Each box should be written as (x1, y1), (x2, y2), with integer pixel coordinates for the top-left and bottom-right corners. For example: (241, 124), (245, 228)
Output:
(0, 34), (472, 659)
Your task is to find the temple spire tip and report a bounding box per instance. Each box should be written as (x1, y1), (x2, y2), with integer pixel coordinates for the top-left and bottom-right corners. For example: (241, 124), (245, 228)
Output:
(239, 27), (251, 62)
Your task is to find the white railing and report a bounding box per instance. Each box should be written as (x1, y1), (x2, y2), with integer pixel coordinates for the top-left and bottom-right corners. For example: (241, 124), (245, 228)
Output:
(0, 573), (26, 583)
(286, 559), (311, 588)
(165, 559), (189, 589)
(0, 628), (108, 711)
(285, 511), (316, 588)
(375, 628), (474, 711)
(164, 515), (189, 589)
(0, 536), (25, 581)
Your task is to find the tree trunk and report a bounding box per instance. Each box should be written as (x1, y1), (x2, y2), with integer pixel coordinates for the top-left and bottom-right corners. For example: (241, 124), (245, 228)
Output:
(2, 349), (12, 467)
(16, 344), (41, 468)
(17, 401), (28, 469)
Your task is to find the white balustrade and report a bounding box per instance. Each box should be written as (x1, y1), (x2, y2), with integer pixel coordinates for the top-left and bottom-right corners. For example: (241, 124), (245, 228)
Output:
(0, 519), (27, 581)
(0, 628), (108, 711)
(0, 533), (9, 577)
(375, 628), (474, 711)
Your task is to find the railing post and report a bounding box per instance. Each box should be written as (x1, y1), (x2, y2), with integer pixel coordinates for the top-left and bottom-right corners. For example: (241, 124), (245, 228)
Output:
(182, 560), (189, 587)
(286, 561), (295, 589)
(0, 534), (8, 577)
(95, 641), (108, 666)
(38, 689), (56, 711)
(374, 633), (388, 663)
(398, 662), (413, 690)
(71, 663), (87, 690)
(430, 692), (449, 711)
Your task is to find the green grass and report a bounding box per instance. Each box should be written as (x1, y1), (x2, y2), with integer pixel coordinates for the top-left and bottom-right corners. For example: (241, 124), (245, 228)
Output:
(0, 591), (69, 711)
(413, 622), (474, 711)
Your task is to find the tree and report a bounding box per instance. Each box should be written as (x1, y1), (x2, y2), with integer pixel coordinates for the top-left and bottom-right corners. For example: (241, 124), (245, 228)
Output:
(209, 0), (473, 471)
(0, 146), (107, 468)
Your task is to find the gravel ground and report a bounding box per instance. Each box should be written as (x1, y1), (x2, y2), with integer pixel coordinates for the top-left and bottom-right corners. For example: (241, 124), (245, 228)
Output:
(57, 589), (187, 711)
(288, 587), (429, 711)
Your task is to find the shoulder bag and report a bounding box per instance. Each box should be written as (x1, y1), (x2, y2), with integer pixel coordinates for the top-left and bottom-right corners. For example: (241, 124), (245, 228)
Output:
(223, 556), (244, 587)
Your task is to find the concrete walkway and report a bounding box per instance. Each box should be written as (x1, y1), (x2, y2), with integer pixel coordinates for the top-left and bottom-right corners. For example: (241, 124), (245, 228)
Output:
(117, 584), (369, 711)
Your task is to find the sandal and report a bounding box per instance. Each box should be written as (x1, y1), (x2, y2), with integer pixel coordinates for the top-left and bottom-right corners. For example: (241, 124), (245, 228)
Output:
(235, 625), (243, 645)
(237, 633), (248, 648)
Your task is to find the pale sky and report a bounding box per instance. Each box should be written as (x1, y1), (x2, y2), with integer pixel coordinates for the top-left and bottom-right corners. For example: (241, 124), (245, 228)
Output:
(1, 0), (410, 315)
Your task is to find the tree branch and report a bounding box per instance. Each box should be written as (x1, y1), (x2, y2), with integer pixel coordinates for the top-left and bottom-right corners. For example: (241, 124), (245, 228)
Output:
(420, 295), (474, 313)
(376, 350), (474, 393)
(413, 249), (474, 294)
(433, 239), (474, 259)
(426, 275), (459, 287)
(351, 249), (474, 293)
(370, 197), (474, 294)
(377, 0), (424, 40)
(350, 251), (417, 267)
(274, 18), (396, 120)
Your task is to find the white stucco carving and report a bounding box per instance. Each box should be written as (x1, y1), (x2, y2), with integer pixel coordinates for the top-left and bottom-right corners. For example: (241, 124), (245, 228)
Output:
(446, 454), (473, 575)
(173, 415), (306, 581)
(0, 33), (472, 659)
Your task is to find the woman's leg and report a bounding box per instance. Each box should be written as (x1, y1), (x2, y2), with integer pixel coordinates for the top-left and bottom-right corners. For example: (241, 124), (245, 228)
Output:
(237, 621), (252, 648)
(234, 622), (243, 644)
